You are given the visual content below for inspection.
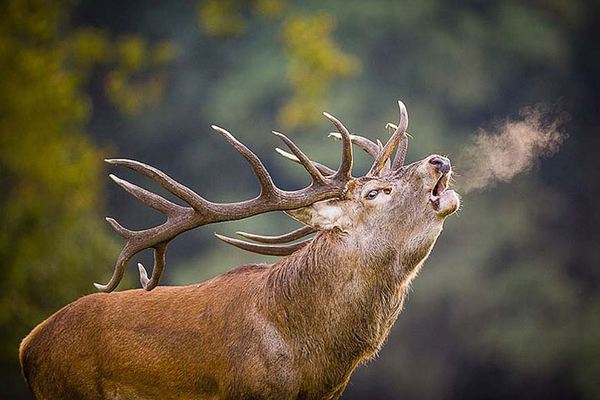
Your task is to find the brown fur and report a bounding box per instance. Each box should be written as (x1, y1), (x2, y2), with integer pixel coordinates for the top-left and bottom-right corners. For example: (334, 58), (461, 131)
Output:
(20, 155), (460, 400)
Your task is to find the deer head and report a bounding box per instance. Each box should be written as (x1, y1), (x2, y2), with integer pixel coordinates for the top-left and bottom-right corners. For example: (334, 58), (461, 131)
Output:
(218, 101), (460, 272)
(286, 155), (459, 259)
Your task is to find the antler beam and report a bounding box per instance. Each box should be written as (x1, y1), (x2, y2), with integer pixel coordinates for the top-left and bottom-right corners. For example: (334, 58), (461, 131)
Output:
(97, 114), (354, 292)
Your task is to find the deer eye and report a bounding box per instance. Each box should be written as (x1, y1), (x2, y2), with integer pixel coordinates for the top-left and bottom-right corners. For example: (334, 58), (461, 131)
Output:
(365, 190), (379, 200)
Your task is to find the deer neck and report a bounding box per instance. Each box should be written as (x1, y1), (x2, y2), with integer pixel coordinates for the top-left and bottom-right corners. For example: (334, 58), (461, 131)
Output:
(261, 228), (437, 367)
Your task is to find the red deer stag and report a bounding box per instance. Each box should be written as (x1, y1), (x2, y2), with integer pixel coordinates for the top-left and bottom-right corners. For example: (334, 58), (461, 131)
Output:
(20, 101), (460, 399)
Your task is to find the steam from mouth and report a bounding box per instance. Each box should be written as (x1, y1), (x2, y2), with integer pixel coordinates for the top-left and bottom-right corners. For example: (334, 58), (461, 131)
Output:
(456, 105), (567, 193)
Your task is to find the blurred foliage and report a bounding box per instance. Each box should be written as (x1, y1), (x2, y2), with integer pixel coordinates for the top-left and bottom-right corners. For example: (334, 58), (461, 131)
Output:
(198, 0), (248, 37)
(66, 29), (176, 115)
(2, 0), (600, 399)
(0, 0), (173, 396)
(0, 0), (113, 383)
(198, 0), (286, 37)
(280, 13), (359, 128)
(198, 0), (359, 128)
(105, 35), (176, 115)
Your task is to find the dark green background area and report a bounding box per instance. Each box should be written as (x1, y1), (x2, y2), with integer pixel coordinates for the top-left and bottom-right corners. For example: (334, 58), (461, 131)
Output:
(1, 1), (598, 399)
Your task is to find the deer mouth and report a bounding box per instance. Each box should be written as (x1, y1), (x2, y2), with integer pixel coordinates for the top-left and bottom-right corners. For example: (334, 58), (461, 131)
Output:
(429, 172), (452, 211)
(429, 172), (460, 216)
(429, 173), (450, 208)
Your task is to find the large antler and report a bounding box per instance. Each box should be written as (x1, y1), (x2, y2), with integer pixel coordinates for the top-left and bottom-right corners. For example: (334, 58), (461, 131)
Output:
(217, 100), (411, 256)
(97, 114), (353, 292)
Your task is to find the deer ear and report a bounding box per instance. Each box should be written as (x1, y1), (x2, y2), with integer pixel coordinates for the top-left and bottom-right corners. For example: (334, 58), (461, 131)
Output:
(285, 200), (351, 230)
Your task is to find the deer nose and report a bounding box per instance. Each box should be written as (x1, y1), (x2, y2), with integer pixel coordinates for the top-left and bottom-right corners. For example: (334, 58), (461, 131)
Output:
(429, 156), (451, 174)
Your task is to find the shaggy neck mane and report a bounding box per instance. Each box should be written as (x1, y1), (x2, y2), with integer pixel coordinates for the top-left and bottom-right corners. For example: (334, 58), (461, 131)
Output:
(259, 229), (430, 374)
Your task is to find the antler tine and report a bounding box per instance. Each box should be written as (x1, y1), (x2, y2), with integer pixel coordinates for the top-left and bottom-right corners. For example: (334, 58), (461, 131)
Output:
(94, 243), (136, 292)
(212, 125), (277, 197)
(274, 147), (336, 176)
(368, 100), (409, 176)
(108, 174), (184, 215)
(97, 123), (354, 292)
(272, 131), (328, 184)
(278, 130), (381, 178)
(323, 112), (353, 180)
(136, 242), (167, 290)
(391, 131), (409, 171)
(327, 132), (378, 159)
(329, 132), (397, 175)
(215, 233), (312, 256)
(274, 113), (358, 180)
(104, 159), (211, 211)
(105, 217), (133, 238)
(329, 131), (393, 173)
(236, 225), (315, 244)
(384, 122), (410, 171)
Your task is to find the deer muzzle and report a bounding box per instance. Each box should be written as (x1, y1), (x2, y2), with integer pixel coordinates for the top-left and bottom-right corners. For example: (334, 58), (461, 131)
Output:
(428, 157), (460, 217)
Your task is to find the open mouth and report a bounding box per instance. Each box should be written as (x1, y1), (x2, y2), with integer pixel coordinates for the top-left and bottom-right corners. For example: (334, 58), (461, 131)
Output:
(429, 173), (450, 207)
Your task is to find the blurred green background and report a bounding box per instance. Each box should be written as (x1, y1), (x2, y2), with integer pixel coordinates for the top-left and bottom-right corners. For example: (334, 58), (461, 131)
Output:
(1, 0), (598, 398)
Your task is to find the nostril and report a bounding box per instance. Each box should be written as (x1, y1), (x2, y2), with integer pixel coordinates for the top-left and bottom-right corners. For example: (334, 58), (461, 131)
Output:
(429, 157), (451, 173)
(429, 158), (442, 167)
